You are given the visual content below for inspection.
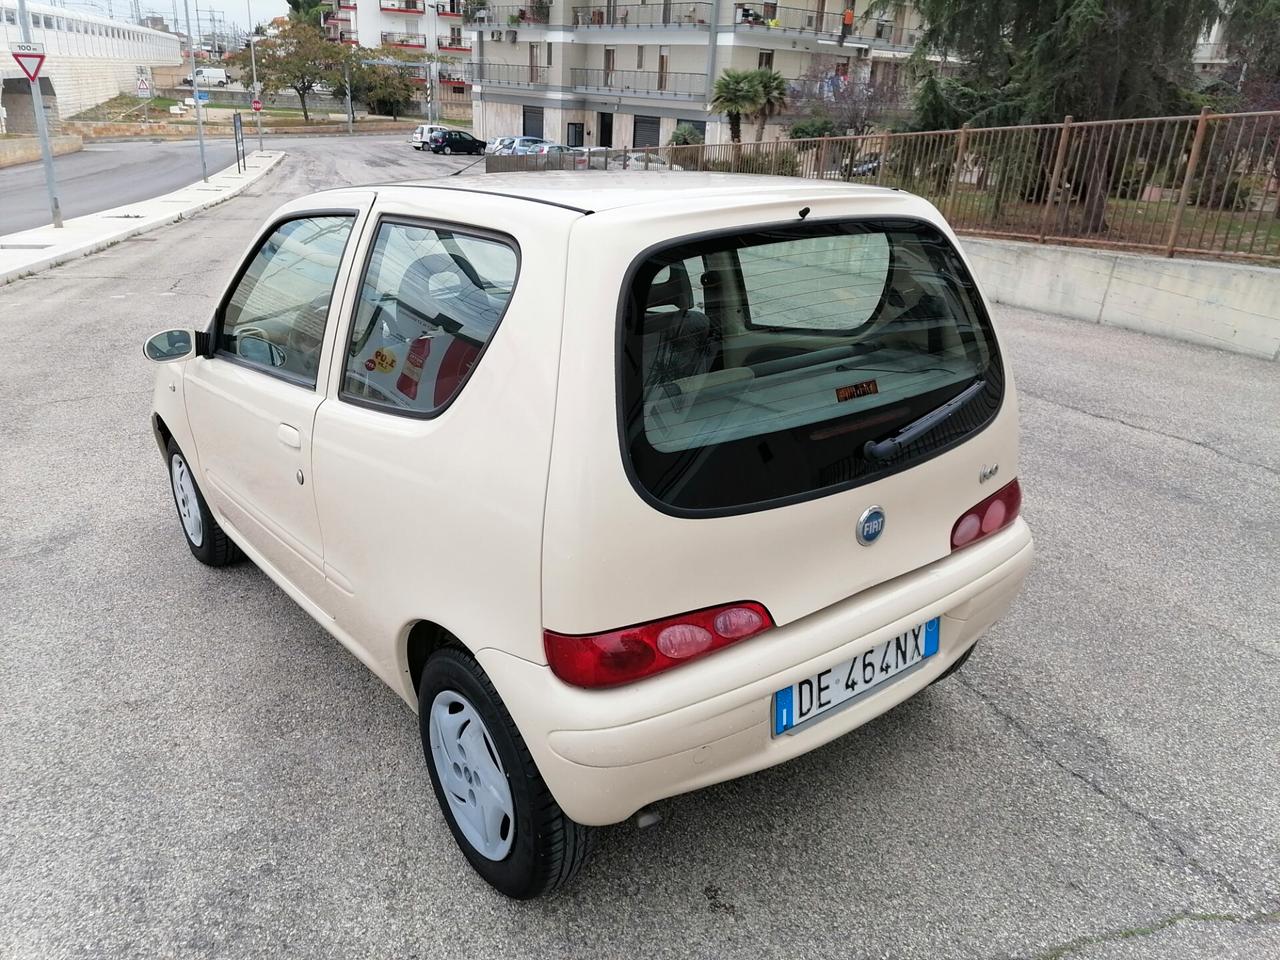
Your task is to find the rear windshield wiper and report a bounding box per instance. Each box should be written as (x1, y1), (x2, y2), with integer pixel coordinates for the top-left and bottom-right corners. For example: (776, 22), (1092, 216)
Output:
(862, 378), (986, 463)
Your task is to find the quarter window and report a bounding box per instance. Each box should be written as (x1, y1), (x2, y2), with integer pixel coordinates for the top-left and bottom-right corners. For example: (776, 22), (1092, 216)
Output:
(219, 215), (355, 386)
(342, 220), (518, 415)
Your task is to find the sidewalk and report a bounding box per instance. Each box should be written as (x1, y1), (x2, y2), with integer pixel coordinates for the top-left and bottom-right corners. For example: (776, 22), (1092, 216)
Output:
(0, 149), (285, 286)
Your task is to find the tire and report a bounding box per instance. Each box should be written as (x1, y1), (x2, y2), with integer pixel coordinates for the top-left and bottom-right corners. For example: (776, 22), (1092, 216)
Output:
(165, 438), (241, 567)
(443, 145), (453, 155)
(931, 641), (977, 686)
(413, 144), (423, 150)
(419, 647), (595, 899)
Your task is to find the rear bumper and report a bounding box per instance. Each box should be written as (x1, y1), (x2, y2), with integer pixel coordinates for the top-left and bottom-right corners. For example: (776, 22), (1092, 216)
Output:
(481, 519), (1033, 826)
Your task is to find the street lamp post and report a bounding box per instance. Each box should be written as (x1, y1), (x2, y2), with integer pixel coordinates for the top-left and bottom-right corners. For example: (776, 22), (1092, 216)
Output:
(184, 0), (208, 180)
(15, 0), (62, 227)
(245, 20), (264, 151)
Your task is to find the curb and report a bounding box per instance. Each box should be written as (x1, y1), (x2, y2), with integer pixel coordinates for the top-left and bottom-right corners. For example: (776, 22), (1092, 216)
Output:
(0, 150), (286, 287)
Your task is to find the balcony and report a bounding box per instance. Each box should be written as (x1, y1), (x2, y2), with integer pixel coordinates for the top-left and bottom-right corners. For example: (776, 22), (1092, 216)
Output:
(570, 2), (711, 27)
(467, 61), (548, 86)
(339, 30), (359, 43)
(338, 1), (356, 8)
(438, 0), (465, 15)
(570, 67), (705, 98)
(382, 30), (428, 46)
(437, 33), (473, 51)
(324, 11), (351, 23)
(730, 5), (917, 47)
(380, 0), (426, 12)
(462, 4), (551, 26)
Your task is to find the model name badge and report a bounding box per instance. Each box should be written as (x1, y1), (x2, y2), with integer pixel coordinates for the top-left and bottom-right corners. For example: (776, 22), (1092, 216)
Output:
(836, 379), (879, 402)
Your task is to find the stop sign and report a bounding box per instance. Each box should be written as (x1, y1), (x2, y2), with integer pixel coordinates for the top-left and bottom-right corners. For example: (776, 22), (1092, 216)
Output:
(251, 98), (262, 112)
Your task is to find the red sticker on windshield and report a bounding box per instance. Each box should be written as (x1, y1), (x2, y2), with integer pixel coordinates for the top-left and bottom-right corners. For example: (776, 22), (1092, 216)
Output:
(836, 379), (879, 402)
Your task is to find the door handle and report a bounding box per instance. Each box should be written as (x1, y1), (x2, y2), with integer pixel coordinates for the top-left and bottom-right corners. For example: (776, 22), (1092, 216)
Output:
(276, 423), (302, 449)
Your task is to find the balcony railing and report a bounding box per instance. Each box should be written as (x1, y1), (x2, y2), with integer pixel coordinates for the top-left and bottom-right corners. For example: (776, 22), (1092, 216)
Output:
(467, 61), (548, 85)
(437, 33), (473, 50)
(324, 11), (350, 23)
(438, 0), (465, 15)
(339, 30), (359, 43)
(731, 5), (917, 45)
(462, 4), (551, 25)
(571, 67), (705, 97)
(382, 30), (428, 46)
(570, 2), (711, 26)
(338, 1), (356, 8)
(380, 0), (426, 12)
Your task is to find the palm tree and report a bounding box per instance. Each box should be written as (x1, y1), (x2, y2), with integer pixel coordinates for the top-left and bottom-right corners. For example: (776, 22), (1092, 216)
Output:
(751, 69), (789, 142)
(711, 69), (761, 144)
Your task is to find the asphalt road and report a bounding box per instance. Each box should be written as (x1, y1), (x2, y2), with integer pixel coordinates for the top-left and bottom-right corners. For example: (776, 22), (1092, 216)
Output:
(1, 138), (1277, 960)
(0, 133), (450, 235)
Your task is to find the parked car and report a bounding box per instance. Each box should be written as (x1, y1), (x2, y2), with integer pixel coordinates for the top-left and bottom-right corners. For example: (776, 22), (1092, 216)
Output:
(486, 136), (515, 155)
(410, 124), (450, 150)
(844, 152), (882, 178)
(143, 174), (1032, 900)
(525, 143), (584, 169)
(427, 129), (486, 155)
(496, 136), (550, 156)
(609, 151), (684, 171)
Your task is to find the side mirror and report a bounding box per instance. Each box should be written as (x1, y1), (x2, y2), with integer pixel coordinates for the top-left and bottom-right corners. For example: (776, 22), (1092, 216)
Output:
(143, 328), (197, 363)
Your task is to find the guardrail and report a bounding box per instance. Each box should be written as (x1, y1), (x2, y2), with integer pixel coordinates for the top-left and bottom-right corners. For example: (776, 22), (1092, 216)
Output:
(437, 33), (473, 50)
(570, 3), (712, 27)
(463, 4), (551, 24)
(486, 110), (1280, 264)
(382, 31), (428, 47)
(730, 5), (917, 44)
(570, 67), (706, 97)
(380, 0), (427, 12)
(467, 61), (547, 85)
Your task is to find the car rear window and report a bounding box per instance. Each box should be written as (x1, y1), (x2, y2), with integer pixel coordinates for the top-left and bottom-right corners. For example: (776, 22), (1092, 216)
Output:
(619, 218), (1004, 513)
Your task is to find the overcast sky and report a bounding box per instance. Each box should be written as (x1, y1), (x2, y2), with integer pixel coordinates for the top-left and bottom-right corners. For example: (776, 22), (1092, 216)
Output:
(62, 0), (291, 34)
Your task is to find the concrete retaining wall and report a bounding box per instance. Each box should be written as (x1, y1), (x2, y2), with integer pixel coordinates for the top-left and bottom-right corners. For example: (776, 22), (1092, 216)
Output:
(962, 238), (1280, 362)
(61, 119), (416, 140)
(0, 135), (84, 169)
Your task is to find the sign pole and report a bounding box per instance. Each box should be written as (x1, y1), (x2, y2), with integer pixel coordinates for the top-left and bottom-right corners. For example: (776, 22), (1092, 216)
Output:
(14, 0), (61, 227)
(246, 0), (263, 152)
(184, 0), (208, 181)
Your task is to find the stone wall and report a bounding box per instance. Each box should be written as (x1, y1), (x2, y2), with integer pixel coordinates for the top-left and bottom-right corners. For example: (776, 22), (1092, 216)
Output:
(0, 134), (83, 169)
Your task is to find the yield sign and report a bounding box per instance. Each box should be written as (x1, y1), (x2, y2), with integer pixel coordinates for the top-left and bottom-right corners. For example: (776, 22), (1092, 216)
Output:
(12, 50), (45, 82)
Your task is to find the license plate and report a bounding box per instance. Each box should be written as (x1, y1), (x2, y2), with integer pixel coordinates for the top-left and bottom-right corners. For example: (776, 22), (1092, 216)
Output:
(772, 617), (939, 736)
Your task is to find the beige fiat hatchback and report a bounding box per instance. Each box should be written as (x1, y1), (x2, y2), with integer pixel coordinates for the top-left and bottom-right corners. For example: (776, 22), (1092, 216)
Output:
(144, 173), (1033, 899)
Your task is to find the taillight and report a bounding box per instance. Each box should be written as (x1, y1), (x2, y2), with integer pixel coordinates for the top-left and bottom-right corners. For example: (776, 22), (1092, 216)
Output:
(544, 601), (775, 688)
(951, 478), (1022, 551)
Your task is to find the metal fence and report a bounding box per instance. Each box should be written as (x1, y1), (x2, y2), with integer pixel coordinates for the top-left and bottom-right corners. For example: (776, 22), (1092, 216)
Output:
(488, 109), (1280, 263)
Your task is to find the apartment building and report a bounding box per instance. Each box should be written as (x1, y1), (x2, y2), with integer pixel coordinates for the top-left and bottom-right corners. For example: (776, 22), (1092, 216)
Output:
(325, 0), (476, 119)
(464, 0), (923, 146)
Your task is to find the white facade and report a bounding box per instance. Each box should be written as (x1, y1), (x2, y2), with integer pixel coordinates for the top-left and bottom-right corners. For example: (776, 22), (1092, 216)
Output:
(325, 0), (473, 61)
(0, 1), (182, 130)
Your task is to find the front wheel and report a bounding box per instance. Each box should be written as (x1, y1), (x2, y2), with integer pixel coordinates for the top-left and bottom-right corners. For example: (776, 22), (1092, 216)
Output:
(413, 143), (423, 150)
(419, 647), (595, 899)
(165, 438), (241, 566)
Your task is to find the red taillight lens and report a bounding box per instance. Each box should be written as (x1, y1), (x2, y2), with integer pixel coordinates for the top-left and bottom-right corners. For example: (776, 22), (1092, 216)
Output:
(951, 478), (1022, 551)
(544, 601), (775, 688)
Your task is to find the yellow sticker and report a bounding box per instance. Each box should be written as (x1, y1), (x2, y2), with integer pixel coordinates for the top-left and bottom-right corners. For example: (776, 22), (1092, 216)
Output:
(374, 347), (397, 373)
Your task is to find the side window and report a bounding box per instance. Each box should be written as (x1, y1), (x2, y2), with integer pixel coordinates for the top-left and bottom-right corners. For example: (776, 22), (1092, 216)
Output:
(342, 220), (518, 415)
(219, 215), (355, 386)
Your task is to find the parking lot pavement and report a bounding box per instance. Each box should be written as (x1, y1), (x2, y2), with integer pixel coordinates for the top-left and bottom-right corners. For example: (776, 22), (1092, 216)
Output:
(0, 141), (1277, 960)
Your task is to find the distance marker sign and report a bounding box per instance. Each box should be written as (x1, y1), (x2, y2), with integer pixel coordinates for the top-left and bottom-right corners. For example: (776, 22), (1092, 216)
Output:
(12, 42), (45, 82)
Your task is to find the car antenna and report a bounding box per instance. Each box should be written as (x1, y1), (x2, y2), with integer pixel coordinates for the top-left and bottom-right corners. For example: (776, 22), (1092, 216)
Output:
(798, 206), (810, 220)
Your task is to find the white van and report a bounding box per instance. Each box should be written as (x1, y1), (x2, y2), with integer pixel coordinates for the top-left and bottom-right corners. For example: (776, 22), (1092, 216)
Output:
(185, 67), (229, 87)
(143, 174), (1033, 900)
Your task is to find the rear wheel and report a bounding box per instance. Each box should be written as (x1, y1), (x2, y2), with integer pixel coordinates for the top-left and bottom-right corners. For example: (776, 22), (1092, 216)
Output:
(419, 647), (595, 899)
(165, 438), (240, 567)
(443, 144), (453, 155)
(931, 642), (977, 685)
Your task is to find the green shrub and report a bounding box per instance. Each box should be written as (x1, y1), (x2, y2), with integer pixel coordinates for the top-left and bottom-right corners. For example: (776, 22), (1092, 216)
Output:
(788, 117), (837, 140)
(668, 123), (705, 146)
(708, 148), (802, 177)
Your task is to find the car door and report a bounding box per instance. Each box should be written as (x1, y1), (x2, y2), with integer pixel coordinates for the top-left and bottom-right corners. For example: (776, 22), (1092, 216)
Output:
(183, 197), (372, 609)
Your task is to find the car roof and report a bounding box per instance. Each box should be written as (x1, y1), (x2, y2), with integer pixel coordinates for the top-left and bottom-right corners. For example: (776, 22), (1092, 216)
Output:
(348, 172), (904, 216)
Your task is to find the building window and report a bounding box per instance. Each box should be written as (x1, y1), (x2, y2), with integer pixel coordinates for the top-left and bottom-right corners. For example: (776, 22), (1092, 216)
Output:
(757, 50), (773, 69)
(567, 122), (584, 147)
(547, 41), (553, 66)
(637, 45), (644, 69)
